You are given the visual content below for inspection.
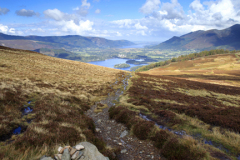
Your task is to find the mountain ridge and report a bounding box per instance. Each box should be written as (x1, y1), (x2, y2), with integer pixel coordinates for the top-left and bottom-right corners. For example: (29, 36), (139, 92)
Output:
(150, 24), (240, 50)
(0, 33), (135, 50)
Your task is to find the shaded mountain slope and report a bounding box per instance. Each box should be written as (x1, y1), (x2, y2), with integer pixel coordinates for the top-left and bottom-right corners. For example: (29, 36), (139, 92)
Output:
(151, 24), (240, 50)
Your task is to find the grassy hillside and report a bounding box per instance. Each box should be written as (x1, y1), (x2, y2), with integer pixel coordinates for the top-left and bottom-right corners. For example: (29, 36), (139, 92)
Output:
(0, 46), (128, 159)
(110, 52), (240, 159)
(136, 49), (239, 72)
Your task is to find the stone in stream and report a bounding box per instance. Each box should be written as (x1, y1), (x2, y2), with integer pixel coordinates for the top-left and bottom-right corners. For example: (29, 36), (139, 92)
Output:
(62, 148), (71, 160)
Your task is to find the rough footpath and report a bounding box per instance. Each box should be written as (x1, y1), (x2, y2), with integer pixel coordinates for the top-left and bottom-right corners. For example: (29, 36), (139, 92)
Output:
(86, 74), (163, 160)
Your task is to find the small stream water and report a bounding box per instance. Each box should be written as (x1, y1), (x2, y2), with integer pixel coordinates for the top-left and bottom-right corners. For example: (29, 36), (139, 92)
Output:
(139, 113), (240, 159)
(1, 101), (34, 141)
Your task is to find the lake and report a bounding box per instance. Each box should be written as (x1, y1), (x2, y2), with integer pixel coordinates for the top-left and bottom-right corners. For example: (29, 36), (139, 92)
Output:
(88, 58), (146, 71)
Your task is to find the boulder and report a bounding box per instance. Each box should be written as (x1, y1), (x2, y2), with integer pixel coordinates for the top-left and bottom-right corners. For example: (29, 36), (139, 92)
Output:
(78, 142), (108, 160)
(62, 148), (71, 160)
(40, 157), (54, 160)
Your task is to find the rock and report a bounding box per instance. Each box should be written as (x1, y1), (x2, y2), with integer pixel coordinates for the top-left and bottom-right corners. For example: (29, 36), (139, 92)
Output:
(54, 154), (62, 160)
(60, 146), (71, 154)
(40, 157), (54, 160)
(58, 147), (63, 153)
(97, 119), (102, 123)
(107, 127), (111, 130)
(40, 155), (47, 160)
(76, 145), (85, 150)
(120, 130), (128, 138)
(118, 143), (122, 146)
(40, 156), (54, 160)
(70, 148), (77, 156)
(96, 128), (101, 132)
(71, 151), (83, 160)
(62, 148), (71, 160)
(78, 142), (108, 160)
(105, 157), (110, 160)
(121, 149), (127, 154)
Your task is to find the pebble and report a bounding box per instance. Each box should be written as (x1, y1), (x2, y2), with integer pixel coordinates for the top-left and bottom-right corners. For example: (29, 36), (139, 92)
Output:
(121, 149), (127, 154)
(118, 143), (122, 146)
(75, 145), (84, 150)
(96, 128), (101, 132)
(120, 130), (128, 138)
(58, 147), (63, 153)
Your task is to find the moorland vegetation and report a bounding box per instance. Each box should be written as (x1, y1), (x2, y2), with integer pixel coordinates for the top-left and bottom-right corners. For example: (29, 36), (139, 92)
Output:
(110, 51), (240, 159)
(0, 46), (128, 159)
(1, 44), (240, 160)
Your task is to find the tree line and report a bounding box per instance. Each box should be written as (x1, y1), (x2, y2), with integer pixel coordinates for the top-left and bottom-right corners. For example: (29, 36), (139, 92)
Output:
(135, 49), (240, 72)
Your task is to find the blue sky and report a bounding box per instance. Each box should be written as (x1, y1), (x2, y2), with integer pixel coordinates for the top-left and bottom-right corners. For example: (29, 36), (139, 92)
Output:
(0, 0), (240, 42)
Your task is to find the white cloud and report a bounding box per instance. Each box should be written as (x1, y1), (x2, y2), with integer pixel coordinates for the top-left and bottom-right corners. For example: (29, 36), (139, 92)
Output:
(95, 9), (101, 14)
(140, 0), (161, 14)
(73, 0), (91, 16)
(160, 0), (184, 19)
(50, 19), (94, 35)
(190, 0), (204, 12)
(81, 0), (91, 9)
(44, 9), (79, 21)
(116, 32), (122, 36)
(112, 19), (135, 28)
(0, 24), (16, 34)
(135, 23), (148, 30)
(44, 9), (65, 21)
(0, 7), (10, 15)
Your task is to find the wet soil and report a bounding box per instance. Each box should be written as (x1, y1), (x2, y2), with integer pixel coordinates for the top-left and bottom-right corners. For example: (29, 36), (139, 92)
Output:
(86, 74), (163, 160)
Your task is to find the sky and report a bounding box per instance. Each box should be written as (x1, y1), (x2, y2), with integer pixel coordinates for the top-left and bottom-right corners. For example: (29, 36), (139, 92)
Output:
(0, 0), (240, 42)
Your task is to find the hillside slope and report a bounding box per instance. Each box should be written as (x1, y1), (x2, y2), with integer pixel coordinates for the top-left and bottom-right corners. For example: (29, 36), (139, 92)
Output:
(151, 24), (240, 50)
(0, 46), (128, 159)
(112, 53), (240, 160)
(0, 33), (135, 50)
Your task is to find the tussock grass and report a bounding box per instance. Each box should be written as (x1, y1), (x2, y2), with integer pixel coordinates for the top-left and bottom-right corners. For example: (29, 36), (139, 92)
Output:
(0, 46), (127, 159)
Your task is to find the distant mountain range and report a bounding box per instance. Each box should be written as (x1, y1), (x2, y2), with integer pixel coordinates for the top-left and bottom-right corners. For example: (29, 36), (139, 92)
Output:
(0, 33), (135, 50)
(150, 24), (240, 50)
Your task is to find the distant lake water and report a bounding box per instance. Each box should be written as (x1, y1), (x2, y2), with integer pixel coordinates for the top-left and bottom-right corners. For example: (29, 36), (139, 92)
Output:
(88, 58), (145, 71)
(120, 44), (145, 48)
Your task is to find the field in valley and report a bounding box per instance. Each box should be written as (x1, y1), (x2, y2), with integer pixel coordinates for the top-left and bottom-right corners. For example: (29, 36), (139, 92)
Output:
(110, 53), (240, 160)
(0, 46), (128, 159)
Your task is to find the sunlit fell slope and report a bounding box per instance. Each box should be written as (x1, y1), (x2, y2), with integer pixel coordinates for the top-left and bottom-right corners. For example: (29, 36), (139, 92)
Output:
(111, 52), (240, 160)
(144, 53), (240, 87)
(0, 46), (127, 159)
